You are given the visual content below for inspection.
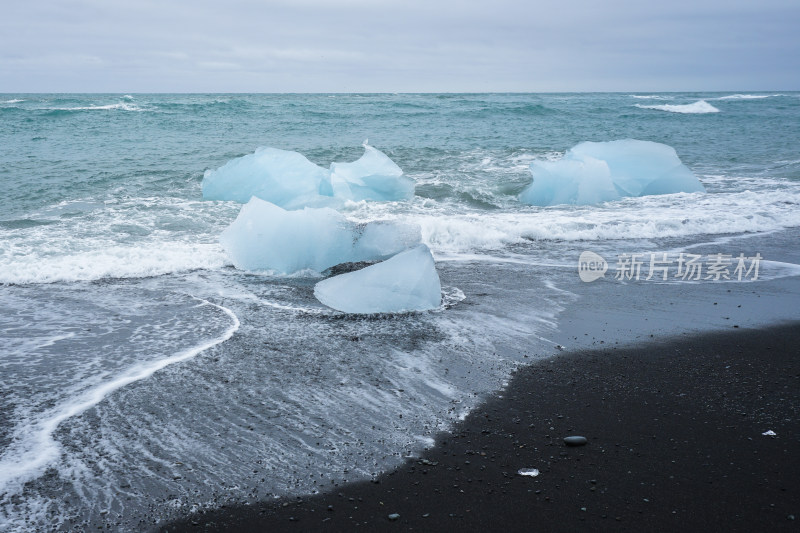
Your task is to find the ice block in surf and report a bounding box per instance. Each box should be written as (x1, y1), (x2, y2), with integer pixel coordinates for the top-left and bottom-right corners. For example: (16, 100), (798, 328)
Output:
(314, 244), (442, 313)
(329, 143), (415, 201)
(220, 197), (421, 274)
(203, 143), (414, 207)
(519, 139), (705, 206)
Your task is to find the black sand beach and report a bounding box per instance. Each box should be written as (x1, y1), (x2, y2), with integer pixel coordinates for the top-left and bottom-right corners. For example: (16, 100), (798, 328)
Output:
(162, 322), (799, 532)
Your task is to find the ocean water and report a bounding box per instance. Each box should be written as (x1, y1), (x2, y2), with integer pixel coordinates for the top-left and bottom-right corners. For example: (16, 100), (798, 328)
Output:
(1, 93), (799, 531)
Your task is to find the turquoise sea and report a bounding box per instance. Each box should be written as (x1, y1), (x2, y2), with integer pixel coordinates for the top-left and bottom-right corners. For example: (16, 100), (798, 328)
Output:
(1, 93), (799, 530)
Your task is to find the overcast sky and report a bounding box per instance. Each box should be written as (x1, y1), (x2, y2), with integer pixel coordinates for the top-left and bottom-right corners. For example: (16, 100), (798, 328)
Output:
(2, 0), (799, 92)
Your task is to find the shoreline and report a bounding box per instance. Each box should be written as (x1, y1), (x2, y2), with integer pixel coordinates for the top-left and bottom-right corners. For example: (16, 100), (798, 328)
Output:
(161, 321), (800, 532)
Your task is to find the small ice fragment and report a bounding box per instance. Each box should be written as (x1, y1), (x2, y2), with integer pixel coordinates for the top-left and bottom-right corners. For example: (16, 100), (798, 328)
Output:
(517, 468), (540, 477)
(762, 430), (777, 437)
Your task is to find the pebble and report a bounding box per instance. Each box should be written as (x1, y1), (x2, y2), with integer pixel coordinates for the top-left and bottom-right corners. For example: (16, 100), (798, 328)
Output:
(564, 436), (588, 446)
(388, 513), (400, 521)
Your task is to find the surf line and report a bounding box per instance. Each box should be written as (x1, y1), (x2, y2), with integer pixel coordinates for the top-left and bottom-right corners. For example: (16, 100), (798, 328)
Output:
(0, 298), (239, 495)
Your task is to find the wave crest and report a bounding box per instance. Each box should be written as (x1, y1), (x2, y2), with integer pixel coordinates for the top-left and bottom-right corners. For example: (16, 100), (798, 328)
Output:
(716, 94), (783, 100)
(635, 100), (720, 114)
(0, 243), (228, 284)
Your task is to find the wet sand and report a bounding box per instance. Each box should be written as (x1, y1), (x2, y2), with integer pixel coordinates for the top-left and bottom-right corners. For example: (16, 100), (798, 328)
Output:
(162, 322), (799, 532)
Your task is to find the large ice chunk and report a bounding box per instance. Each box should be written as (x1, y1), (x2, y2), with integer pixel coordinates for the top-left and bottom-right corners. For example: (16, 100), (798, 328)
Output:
(314, 245), (442, 314)
(329, 143), (415, 201)
(203, 147), (330, 208)
(203, 143), (414, 208)
(519, 140), (705, 206)
(220, 197), (421, 274)
(518, 157), (620, 206)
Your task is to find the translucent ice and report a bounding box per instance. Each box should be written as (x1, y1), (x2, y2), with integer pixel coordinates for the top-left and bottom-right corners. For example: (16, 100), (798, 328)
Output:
(203, 143), (413, 207)
(518, 157), (620, 207)
(314, 244), (442, 314)
(220, 197), (421, 274)
(202, 147), (331, 208)
(519, 139), (705, 206)
(329, 143), (415, 201)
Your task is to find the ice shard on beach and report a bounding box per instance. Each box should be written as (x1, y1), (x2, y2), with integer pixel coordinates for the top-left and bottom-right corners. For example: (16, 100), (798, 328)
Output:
(220, 197), (421, 274)
(519, 139), (705, 206)
(314, 244), (442, 314)
(202, 143), (413, 207)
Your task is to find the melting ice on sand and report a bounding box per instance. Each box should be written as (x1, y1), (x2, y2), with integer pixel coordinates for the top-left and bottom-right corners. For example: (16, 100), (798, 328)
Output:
(519, 139), (705, 207)
(314, 244), (442, 314)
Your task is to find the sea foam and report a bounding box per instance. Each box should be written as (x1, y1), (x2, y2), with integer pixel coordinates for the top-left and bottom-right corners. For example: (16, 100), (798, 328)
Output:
(0, 243), (228, 284)
(635, 100), (720, 113)
(47, 103), (146, 112)
(0, 299), (239, 496)
(716, 94), (783, 100)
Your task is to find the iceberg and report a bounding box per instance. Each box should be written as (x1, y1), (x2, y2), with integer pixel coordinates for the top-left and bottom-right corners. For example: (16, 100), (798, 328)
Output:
(519, 139), (705, 206)
(202, 147), (331, 208)
(220, 197), (421, 274)
(329, 143), (415, 202)
(314, 244), (442, 314)
(203, 143), (414, 207)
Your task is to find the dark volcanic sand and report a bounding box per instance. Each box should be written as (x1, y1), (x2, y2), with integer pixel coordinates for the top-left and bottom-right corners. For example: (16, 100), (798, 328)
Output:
(162, 323), (800, 532)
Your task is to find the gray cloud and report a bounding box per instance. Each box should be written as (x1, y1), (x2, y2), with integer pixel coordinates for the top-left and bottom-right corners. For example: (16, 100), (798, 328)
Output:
(1, 0), (798, 91)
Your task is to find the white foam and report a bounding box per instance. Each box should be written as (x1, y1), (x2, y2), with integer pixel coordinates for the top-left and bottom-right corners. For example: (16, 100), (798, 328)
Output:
(635, 100), (720, 114)
(435, 252), (571, 268)
(414, 187), (800, 252)
(0, 298), (239, 496)
(716, 94), (783, 100)
(0, 243), (228, 284)
(758, 260), (800, 280)
(257, 298), (328, 315)
(1, 196), (235, 284)
(46, 103), (146, 112)
(32, 332), (76, 350)
(1, 99), (25, 104)
(629, 95), (675, 100)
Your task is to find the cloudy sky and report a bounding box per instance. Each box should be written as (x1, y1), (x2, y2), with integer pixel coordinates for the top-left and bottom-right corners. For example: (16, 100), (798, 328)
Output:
(2, 0), (799, 92)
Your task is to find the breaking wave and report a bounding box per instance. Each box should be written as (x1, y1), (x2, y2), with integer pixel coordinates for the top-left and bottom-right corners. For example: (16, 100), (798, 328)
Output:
(716, 94), (784, 100)
(44, 102), (147, 112)
(0, 243), (228, 285)
(635, 100), (720, 114)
